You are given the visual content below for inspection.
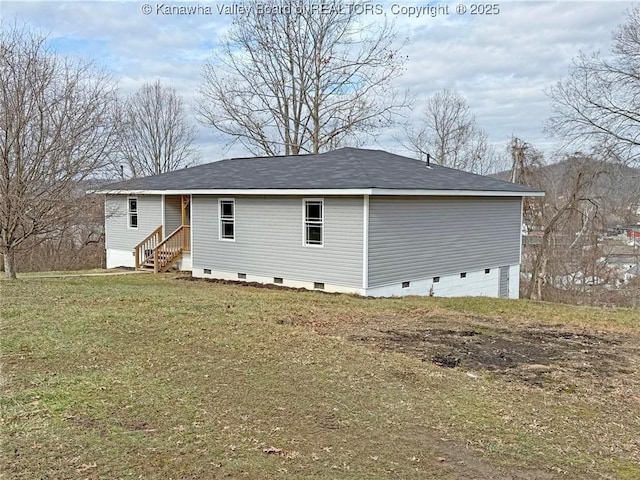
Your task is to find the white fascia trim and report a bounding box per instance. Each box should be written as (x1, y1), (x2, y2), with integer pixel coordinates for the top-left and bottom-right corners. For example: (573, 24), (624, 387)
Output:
(370, 189), (545, 197)
(94, 188), (544, 197)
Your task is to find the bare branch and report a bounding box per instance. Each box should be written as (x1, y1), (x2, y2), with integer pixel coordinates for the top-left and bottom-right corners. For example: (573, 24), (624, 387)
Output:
(196, 0), (408, 156)
(547, 5), (640, 166)
(399, 89), (499, 173)
(0, 22), (117, 278)
(117, 80), (198, 178)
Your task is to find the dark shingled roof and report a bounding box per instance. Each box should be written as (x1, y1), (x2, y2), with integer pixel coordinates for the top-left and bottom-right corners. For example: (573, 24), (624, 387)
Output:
(100, 147), (541, 193)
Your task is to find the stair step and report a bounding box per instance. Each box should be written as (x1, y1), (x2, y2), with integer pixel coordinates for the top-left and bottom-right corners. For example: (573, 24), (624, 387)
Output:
(143, 255), (176, 263)
(138, 247), (183, 272)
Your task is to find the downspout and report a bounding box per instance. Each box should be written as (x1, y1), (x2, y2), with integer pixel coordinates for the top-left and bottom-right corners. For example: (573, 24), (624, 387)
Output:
(362, 195), (369, 295)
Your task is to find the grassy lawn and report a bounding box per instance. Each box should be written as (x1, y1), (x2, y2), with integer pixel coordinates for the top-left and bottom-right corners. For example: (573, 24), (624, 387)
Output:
(1, 274), (639, 479)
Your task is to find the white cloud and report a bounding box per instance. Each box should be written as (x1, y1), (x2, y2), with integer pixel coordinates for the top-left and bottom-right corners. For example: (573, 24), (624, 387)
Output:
(3, 0), (635, 162)
(392, 1), (633, 156)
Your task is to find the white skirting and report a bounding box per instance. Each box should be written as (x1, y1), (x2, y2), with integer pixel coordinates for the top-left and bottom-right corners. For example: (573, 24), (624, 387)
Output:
(191, 264), (520, 298)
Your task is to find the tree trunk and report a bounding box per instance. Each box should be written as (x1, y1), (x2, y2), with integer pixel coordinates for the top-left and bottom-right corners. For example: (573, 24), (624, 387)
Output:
(537, 256), (547, 300)
(527, 245), (546, 300)
(3, 248), (17, 280)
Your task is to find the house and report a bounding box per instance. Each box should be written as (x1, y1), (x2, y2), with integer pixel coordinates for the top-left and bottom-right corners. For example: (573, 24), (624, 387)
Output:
(95, 148), (544, 298)
(626, 227), (640, 245)
(625, 264), (640, 283)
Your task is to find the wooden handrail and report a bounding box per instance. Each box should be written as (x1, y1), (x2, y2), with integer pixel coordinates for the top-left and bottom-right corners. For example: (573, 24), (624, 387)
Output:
(134, 224), (190, 272)
(152, 225), (187, 273)
(134, 226), (162, 269)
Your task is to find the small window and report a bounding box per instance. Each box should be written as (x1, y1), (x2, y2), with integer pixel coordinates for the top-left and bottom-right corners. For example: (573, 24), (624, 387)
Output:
(238, 273), (246, 279)
(128, 197), (138, 228)
(203, 268), (211, 275)
(274, 277), (283, 284)
(304, 199), (323, 246)
(313, 282), (325, 290)
(402, 281), (410, 288)
(219, 199), (235, 240)
(485, 268), (491, 274)
(460, 272), (467, 278)
(433, 277), (440, 283)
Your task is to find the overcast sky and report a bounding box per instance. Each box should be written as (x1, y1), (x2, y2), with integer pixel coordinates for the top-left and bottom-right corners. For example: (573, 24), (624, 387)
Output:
(3, 0), (634, 165)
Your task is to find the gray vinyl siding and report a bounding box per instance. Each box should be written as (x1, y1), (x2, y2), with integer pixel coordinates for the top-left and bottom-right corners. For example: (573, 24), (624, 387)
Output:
(368, 196), (522, 287)
(192, 196), (363, 287)
(105, 194), (163, 250)
(164, 195), (182, 236)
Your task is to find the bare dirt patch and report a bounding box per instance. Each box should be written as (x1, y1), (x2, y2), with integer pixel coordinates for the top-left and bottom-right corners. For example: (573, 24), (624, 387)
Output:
(348, 319), (639, 389)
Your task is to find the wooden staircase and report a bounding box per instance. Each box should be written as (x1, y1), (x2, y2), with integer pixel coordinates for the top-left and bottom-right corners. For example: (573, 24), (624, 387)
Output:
(134, 225), (190, 273)
(138, 249), (180, 273)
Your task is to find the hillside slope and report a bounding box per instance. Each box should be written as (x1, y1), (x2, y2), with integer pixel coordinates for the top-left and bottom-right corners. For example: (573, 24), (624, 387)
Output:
(2, 274), (638, 479)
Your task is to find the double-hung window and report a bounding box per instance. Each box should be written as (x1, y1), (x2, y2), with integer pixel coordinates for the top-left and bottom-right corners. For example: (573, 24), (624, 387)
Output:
(304, 199), (323, 246)
(219, 199), (235, 240)
(128, 197), (138, 229)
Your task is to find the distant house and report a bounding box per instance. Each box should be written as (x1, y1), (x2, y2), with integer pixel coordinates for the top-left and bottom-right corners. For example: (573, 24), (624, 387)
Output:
(95, 148), (543, 298)
(625, 265), (640, 282)
(626, 227), (640, 242)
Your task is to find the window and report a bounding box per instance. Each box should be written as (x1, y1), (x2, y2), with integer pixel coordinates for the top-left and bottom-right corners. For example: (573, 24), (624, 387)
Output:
(274, 277), (283, 284)
(128, 197), (138, 228)
(313, 282), (325, 290)
(219, 199), (235, 240)
(433, 277), (440, 283)
(402, 281), (410, 288)
(485, 268), (491, 274)
(460, 272), (467, 278)
(304, 199), (323, 246)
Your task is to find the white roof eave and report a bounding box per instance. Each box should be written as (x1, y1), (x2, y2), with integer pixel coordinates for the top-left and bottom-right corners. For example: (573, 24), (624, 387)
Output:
(90, 187), (545, 197)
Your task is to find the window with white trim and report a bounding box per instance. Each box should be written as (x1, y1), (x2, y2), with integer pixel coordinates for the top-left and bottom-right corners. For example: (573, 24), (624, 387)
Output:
(304, 199), (323, 246)
(128, 197), (138, 228)
(219, 199), (235, 240)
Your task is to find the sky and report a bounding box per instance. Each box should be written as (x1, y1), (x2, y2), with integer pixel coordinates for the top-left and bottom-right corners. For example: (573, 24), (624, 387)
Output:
(2, 0), (635, 166)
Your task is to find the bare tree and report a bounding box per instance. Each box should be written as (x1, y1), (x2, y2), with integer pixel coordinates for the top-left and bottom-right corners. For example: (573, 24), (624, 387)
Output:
(511, 137), (640, 305)
(0, 23), (117, 279)
(196, 0), (408, 156)
(510, 141), (610, 301)
(526, 162), (604, 300)
(13, 190), (106, 272)
(117, 80), (197, 178)
(547, 4), (640, 166)
(401, 89), (497, 174)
